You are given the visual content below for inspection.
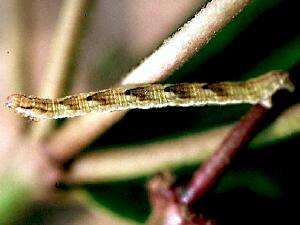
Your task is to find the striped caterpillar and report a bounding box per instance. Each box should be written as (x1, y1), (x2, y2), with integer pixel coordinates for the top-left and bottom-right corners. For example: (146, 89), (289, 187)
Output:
(5, 71), (295, 121)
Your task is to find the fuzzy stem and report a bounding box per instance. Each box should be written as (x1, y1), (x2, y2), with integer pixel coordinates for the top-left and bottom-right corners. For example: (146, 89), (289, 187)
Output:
(47, 0), (251, 163)
(122, 0), (251, 85)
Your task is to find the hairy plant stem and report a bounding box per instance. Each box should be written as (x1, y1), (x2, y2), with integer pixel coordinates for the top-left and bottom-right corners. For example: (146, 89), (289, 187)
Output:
(47, 0), (251, 163)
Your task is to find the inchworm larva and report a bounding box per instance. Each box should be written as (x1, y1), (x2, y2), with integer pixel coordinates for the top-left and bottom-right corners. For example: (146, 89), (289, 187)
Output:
(5, 71), (295, 121)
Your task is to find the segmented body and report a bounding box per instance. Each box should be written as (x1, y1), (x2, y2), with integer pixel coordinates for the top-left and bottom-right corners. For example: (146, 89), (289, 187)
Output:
(5, 71), (294, 120)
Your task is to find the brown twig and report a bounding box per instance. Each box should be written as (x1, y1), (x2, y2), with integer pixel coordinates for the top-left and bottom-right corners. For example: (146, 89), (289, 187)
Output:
(180, 104), (269, 205)
(147, 173), (216, 225)
(146, 103), (271, 224)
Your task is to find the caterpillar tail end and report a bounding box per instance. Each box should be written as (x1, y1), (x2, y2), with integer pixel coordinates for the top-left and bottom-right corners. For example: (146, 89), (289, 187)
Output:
(260, 71), (295, 108)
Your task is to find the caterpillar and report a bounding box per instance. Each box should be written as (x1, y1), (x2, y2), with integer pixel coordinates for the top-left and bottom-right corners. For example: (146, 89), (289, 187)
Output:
(5, 71), (295, 121)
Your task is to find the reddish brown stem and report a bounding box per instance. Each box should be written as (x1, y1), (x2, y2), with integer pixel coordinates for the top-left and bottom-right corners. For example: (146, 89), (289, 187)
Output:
(180, 104), (269, 205)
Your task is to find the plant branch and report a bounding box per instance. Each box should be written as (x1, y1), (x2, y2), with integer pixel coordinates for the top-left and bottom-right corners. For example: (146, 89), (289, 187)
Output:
(0, 0), (26, 174)
(146, 173), (216, 225)
(180, 104), (269, 205)
(65, 127), (227, 183)
(30, 0), (90, 140)
(47, 0), (251, 163)
(144, 104), (271, 224)
(6, 0), (26, 93)
(122, 0), (251, 85)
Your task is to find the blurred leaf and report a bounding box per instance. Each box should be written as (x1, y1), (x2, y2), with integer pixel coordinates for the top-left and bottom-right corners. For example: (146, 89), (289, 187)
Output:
(243, 35), (300, 79)
(83, 178), (150, 223)
(214, 170), (282, 198)
(0, 177), (31, 225)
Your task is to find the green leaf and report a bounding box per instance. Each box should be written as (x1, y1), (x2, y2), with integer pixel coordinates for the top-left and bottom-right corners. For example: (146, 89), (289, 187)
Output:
(215, 170), (282, 198)
(83, 178), (150, 223)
